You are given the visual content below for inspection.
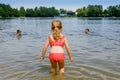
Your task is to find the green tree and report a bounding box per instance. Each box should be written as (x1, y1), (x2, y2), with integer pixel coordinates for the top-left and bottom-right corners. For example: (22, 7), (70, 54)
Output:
(87, 5), (103, 17)
(48, 7), (59, 17)
(19, 6), (26, 17)
(116, 5), (120, 17)
(34, 7), (39, 17)
(76, 7), (88, 17)
(26, 8), (34, 17)
(38, 7), (48, 17)
(0, 7), (4, 17)
(0, 4), (12, 17)
(103, 9), (109, 17)
(11, 8), (19, 17)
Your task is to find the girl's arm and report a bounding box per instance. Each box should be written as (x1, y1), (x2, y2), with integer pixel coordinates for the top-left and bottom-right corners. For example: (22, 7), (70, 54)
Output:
(40, 39), (49, 62)
(64, 37), (74, 62)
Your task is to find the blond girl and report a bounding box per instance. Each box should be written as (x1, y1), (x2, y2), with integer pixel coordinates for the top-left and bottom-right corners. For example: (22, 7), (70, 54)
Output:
(40, 20), (74, 75)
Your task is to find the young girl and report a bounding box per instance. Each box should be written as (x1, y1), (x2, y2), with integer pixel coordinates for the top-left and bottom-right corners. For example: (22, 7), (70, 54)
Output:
(40, 20), (74, 75)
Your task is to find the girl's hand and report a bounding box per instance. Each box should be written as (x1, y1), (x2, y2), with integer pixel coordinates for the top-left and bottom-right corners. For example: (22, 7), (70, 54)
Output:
(40, 56), (44, 62)
(70, 57), (74, 62)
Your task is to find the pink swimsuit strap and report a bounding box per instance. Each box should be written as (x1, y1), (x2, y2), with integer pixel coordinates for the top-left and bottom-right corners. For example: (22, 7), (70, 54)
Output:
(48, 35), (65, 47)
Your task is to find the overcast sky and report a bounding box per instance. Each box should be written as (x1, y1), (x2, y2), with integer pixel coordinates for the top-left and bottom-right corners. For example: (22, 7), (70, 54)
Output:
(1, 0), (120, 11)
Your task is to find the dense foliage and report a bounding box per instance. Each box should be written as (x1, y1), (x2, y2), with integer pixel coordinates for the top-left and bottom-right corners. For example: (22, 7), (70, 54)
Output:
(76, 5), (120, 17)
(0, 3), (120, 17)
(0, 4), (59, 17)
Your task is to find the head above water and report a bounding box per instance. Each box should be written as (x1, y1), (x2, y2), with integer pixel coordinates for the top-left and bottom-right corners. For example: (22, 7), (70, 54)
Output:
(85, 28), (89, 34)
(51, 20), (63, 41)
(16, 29), (22, 37)
(17, 29), (21, 33)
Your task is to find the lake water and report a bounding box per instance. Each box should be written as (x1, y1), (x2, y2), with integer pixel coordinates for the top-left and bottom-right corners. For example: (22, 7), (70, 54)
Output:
(0, 17), (120, 80)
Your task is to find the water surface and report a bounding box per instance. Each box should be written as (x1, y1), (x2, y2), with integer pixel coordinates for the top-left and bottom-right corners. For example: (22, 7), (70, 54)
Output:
(0, 17), (120, 80)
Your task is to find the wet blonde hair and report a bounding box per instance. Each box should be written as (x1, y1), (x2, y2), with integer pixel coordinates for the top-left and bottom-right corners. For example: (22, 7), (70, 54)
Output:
(51, 20), (62, 41)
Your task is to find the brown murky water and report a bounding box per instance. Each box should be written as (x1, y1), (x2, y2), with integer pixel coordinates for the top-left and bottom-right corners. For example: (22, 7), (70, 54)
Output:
(0, 17), (120, 80)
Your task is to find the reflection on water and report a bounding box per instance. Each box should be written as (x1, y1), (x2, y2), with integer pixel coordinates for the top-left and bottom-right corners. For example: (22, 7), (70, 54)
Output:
(0, 17), (120, 80)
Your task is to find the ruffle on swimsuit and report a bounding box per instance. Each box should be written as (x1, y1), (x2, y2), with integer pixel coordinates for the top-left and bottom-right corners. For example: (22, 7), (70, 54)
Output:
(49, 53), (65, 62)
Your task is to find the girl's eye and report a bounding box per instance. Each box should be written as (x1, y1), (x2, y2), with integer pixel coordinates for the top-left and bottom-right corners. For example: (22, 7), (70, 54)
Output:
(52, 26), (55, 30)
(57, 26), (61, 29)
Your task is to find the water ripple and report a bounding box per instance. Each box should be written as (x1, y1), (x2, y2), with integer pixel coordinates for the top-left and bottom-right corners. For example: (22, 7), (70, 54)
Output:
(0, 17), (120, 80)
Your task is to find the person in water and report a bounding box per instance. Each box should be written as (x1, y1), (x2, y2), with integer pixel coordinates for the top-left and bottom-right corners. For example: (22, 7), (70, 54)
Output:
(40, 20), (74, 75)
(16, 29), (22, 39)
(84, 28), (90, 34)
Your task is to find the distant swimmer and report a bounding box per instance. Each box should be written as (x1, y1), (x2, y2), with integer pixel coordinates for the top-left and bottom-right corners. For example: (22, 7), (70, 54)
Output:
(85, 28), (89, 34)
(16, 29), (22, 39)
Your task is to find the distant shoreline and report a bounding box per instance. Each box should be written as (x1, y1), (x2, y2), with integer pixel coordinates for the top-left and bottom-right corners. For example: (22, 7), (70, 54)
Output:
(1, 16), (120, 19)
(0, 3), (120, 17)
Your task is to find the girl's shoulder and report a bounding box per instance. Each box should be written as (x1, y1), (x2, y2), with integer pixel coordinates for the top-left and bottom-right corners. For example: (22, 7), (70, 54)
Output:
(48, 35), (55, 41)
(60, 34), (66, 41)
(61, 34), (66, 37)
(61, 34), (67, 39)
(61, 34), (65, 38)
(48, 35), (52, 40)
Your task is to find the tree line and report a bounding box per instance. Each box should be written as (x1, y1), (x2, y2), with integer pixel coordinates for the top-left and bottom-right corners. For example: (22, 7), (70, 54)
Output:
(0, 4), (59, 17)
(77, 5), (120, 17)
(0, 3), (120, 17)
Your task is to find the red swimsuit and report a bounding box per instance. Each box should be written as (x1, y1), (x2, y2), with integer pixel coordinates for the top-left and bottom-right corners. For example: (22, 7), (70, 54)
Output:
(48, 35), (66, 62)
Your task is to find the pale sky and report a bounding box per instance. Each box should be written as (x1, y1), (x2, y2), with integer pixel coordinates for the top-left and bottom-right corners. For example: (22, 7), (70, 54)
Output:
(0, 0), (120, 11)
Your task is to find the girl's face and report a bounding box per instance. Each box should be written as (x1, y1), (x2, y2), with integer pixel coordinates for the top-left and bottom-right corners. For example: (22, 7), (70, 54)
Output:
(52, 22), (62, 30)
